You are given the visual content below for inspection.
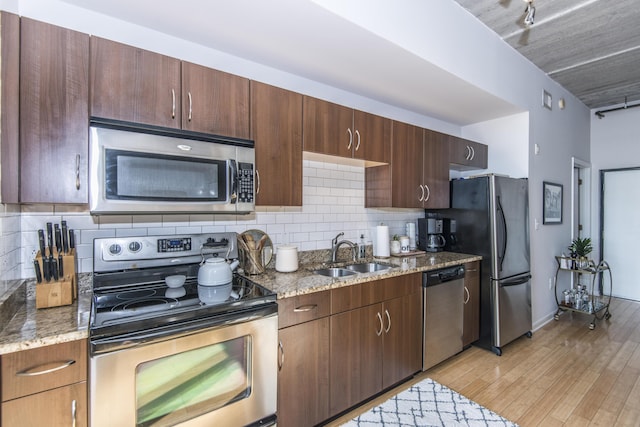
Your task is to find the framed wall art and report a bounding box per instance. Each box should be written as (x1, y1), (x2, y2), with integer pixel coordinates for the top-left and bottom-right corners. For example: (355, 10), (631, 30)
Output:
(543, 181), (563, 224)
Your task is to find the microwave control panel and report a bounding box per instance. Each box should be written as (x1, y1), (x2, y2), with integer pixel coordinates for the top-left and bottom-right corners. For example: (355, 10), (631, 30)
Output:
(238, 162), (254, 203)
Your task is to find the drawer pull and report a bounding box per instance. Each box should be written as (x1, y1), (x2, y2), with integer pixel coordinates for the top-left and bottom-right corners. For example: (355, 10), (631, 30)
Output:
(16, 359), (76, 376)
(72, 399), (77, 427)
(293, 304), (317, 313)
(278, 341), (284, 370)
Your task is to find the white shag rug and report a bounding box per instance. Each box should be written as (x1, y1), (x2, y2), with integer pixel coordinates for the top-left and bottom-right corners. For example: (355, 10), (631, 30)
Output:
(342, 378), (518, 427)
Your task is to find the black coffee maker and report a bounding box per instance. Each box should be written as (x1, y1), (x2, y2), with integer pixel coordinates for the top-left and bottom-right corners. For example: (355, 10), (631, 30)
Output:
(417, 218), (446, 252)
(442, 218), (458, 251)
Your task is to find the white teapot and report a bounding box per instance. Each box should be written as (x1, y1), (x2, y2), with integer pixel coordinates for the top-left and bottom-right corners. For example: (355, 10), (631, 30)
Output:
(197, 257), (239, 287)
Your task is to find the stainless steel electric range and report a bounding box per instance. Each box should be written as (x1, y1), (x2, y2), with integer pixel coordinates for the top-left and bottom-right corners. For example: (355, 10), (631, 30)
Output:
(89, 232), (277, 427)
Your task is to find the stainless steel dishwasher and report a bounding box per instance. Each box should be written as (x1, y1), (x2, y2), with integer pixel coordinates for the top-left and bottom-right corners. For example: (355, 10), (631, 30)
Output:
(423, 265), (466, 370)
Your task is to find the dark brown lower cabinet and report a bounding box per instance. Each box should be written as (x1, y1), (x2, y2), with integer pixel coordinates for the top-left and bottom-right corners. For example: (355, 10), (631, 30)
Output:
(278, 318), (330, 426)
(329, 274), (422, 416)
(463, 260), (480, 347)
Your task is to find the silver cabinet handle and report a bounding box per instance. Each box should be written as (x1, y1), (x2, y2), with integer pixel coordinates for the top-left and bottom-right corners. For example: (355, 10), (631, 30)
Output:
(376, 312), (383, 336)
(465, 145), (472, 160)
(171, 88), (176, 119)
(16, 359), (76, 376)
(75, 154), (80, 190)
(188, 92), (193, 122)
(424, 184), (431, 202)
(71, 399), (77, 427)
(293, 304), (317, 313)
(355, 129), (361, 151)
(347, 128), (353, 150)
(278, 340), (284, 370)
(255, 169), (260, 195)
(464, 286), (470, 304)
(470, 145), (475, 160)
(419, 184), (425, 202)
(384, 309), (391, 333)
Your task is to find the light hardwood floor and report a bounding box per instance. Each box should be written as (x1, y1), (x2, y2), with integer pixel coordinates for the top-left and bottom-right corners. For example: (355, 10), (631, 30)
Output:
(326, 297), (640, 426)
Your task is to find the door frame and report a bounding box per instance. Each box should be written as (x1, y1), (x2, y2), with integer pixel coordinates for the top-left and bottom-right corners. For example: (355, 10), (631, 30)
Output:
(571, 157), (591, 242)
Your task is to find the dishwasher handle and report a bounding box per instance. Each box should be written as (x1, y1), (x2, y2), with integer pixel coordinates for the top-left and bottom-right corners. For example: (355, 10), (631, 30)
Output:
(423, 266), (465, 287)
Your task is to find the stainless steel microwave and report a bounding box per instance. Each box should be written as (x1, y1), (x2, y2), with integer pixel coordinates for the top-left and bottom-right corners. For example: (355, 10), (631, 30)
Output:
(89, 118), (255, 215)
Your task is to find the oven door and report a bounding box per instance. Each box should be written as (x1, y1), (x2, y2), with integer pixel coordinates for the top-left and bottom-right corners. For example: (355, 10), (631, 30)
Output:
(89, 314), (277, 427)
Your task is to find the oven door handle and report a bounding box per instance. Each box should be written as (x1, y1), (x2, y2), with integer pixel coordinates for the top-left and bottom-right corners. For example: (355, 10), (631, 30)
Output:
(91, 304), (277, 354)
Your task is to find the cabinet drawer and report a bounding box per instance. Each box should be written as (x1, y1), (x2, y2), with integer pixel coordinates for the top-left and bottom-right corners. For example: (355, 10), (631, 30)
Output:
(331, 274), (421, 314)
(278, 291), (331, 329)
(1, 339), (87, 401)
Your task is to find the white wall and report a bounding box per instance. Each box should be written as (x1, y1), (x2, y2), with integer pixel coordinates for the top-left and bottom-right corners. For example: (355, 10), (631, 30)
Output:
(590, 106), (640, 259)
(0, 0), (594, 330)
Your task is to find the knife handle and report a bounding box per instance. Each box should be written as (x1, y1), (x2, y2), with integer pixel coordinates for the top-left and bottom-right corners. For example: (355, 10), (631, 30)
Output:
(54, 224), (62, 254)
(51, 258), (58, 281)
(46, 222), (53, 256)
(38, 229), (46, 256)
(43, 257), (50, 282)
(58, 253), (64, 277)
(61, 221), (69, 254)
(34, 260), (42, 283)
(68, 229), (75, 251)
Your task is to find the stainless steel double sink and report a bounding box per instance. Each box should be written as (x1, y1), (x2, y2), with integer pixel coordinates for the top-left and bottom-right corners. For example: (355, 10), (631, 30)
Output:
(312, 262), (392, 278)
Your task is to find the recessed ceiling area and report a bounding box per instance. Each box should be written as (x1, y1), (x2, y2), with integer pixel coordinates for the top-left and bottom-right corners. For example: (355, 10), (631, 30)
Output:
(452, 0), (640, 109)
(59, 0), (523, 126)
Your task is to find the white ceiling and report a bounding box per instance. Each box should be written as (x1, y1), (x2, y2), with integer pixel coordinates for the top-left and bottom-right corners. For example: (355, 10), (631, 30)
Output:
(60, 0), (528, 126)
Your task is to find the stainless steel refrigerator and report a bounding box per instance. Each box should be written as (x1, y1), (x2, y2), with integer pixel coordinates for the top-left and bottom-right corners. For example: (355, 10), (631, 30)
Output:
(433, 174), (531, 356)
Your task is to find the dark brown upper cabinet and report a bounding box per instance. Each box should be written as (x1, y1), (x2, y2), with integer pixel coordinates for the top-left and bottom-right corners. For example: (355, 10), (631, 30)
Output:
(1, 12), (20, 203)
(449, 136), (488, 170)
(20, 18), (89, 204)
(303, 96), (390, 164)
(250, 82), (303, 206)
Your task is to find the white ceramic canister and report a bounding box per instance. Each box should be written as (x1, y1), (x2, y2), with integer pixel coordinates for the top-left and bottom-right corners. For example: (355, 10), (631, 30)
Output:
(276, 245), (299, 272)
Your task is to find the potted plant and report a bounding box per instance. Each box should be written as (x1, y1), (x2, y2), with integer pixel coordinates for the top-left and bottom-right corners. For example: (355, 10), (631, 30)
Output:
(569, 237), (593, 269)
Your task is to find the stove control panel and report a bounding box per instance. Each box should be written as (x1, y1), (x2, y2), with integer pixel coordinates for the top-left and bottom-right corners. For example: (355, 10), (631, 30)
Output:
(158, 237), (192, 253)
(94, 233), (239, 273)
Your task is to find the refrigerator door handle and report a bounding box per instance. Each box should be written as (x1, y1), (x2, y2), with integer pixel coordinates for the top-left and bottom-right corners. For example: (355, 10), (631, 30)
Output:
(496, 195), (508, 272)
(499, 274), (532, 287)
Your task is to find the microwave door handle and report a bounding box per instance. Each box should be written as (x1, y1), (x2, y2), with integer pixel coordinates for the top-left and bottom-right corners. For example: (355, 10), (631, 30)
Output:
(229, 160), (238, 204)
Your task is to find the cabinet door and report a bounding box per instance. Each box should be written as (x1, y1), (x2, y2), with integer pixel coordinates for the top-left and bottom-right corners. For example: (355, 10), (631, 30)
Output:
(463, 260), (481, 346)
(2, 382), (87, 427)
(422, 129), (450, 208)
(330, 303), (383, 415)
(278, 318), (330, 427)
(382, 291), (422, 389)
(181, 62), (250, 138)
(303, 96), (354, 158)
(391, 121), (424, 208)
(20, 18), (89, 204)
(0, 12), (19, 203)
(90, 37), (181, 128)
(251, 82), (303, 206)
(353, 110), (391, 163)
(449, 137), (488, 170)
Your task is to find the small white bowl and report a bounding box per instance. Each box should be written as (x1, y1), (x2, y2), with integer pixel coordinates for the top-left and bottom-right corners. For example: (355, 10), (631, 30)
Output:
(165, 275), (186, 288)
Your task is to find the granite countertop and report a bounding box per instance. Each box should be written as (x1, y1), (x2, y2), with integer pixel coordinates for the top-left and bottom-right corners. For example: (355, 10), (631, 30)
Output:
(0, 275), (93, 355)
(0, 251), (480, 355)
(245, 251), (482, 299)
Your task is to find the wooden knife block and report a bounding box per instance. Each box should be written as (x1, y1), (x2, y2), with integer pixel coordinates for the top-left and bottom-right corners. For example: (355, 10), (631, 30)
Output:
(34, 249), (77, 309)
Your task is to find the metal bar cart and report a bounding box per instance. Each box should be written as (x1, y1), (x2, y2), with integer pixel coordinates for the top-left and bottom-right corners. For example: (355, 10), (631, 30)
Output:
(554, 256), (612, 329)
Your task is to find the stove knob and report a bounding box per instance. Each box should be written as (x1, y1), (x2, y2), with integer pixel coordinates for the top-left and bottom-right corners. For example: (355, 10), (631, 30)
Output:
(128, 241), (142, 253)
(108, 243), (122, 256)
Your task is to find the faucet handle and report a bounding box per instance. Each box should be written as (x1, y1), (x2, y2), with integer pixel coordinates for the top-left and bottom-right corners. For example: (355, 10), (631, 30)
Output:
(332, 232), (344, 246)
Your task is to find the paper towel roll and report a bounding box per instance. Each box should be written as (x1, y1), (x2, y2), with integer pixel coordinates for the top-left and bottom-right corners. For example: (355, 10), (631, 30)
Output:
(373, 225), (390, 258)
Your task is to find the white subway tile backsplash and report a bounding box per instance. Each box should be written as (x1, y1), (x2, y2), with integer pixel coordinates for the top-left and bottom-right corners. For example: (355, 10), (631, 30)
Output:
(6, 160), (424, 277)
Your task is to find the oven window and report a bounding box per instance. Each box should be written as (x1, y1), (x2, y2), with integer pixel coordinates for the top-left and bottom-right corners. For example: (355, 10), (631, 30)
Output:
(105, 149), (228, 202)
(135, 337), (250, 427)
